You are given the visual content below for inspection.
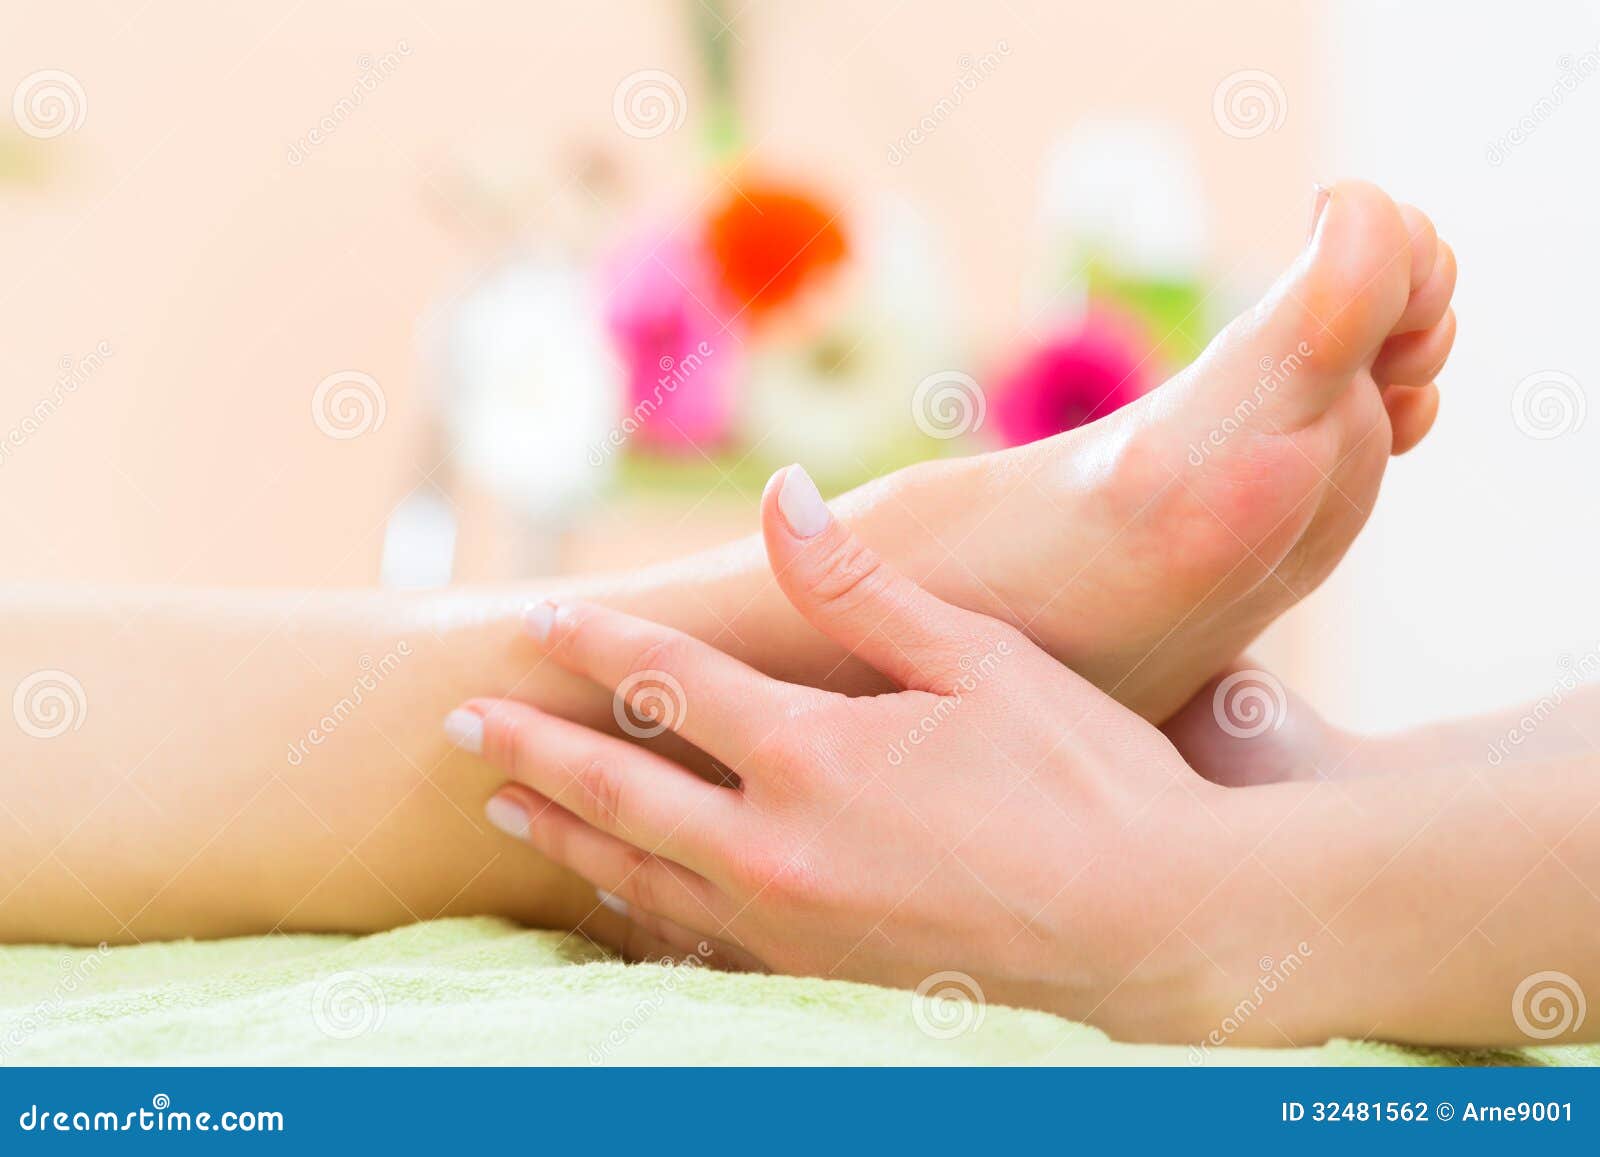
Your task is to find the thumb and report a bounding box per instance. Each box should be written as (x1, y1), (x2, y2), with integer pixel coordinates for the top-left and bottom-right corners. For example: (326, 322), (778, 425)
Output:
(760, 464), (1002, 692)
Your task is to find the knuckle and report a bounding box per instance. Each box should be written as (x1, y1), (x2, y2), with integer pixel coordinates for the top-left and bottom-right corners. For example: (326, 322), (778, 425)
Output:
(624, 634), (687, 682)
(571, 755), (624, 831)
(618, 860), (664, 914)
(763, 856), (827, 910)
(529, 805), (567, 862)
(808, 540), (890, 612)
(778, 691), (830, 733)
(747, 698), (836, 785)
(726, 846), (776, 894)
(487, 711), (524, 769)
(732, 844), (826, 910)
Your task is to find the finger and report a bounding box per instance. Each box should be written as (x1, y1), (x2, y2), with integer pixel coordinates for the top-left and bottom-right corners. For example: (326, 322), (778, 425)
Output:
(523, 597), (808, 769)
(591, 892), (765, 972)
(1373, 309), (1455, 387)
(591, 915), (681, 966)
(1394, 239), (1456, 335)
(1383, 382), (1440, 456)
(448, 699), (744, 875)
(486, 784), (731, 937)
(760, 464), (1017, 693)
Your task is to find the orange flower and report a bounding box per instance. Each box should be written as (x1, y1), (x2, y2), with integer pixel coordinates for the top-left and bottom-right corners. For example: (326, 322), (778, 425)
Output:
(706, 183), (848, 320)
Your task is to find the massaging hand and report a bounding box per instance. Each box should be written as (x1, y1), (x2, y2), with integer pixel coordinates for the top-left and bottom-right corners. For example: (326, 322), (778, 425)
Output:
(453, 466), (1258, 1039)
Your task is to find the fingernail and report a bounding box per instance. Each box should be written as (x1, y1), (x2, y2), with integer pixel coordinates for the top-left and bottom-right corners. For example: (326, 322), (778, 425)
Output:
(595, 888), (630, 917)
(1307, 182), (1331, 243)
(485, 794), (529, 838)
(443, 708), (483, 754)
(523, 600), (556, 644)
(778, 465), (831, 539)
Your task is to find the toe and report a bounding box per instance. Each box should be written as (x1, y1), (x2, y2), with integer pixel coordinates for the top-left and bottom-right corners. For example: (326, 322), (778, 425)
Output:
(1292, 180), (1414, 369)
(1184, 180), (1415, 432)
(1396, 204), (1439, 292)
(1394, 240), (1456, 335)
(1383, 382), (1440, 455)
(1373, 309), (1456, 386)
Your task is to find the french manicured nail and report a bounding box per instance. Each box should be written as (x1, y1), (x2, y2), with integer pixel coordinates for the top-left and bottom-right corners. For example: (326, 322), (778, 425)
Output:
(485, 794), (529, 838)
(443, 708), (483, 754)
(1307, 182), (1331, 243)
(596, 888), (630, 917)
(778, 465), (831, 539)
(523, 600), (556, 643)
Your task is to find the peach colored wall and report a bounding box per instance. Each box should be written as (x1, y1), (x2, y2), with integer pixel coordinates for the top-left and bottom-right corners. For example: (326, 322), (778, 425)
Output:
(1, 1), (1319, 588)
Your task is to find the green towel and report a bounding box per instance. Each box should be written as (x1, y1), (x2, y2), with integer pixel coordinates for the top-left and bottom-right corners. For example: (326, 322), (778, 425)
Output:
(1, 918), (1594, 1065)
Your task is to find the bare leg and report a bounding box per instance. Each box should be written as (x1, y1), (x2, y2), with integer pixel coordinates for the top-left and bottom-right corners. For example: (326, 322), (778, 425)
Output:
(1166, 657), (1600, 786)
(0, 463), (973, 944)
(1, 181), (1460, 943)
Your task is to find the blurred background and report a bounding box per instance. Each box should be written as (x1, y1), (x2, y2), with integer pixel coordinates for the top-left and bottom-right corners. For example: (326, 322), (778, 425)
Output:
(2, 0), (1598, 734)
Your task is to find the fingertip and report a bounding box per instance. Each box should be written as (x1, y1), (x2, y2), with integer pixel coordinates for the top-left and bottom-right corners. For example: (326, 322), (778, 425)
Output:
(595, 887), (631, 917)
(522, 599), (557, 644)
(761, 464), (837, 581)
(457, 698), (525, 764)
(758, 467), (788, 553)
(774, 464), (831, 539)
(444, 706), (485, 754)
(484, 790), (531, 839)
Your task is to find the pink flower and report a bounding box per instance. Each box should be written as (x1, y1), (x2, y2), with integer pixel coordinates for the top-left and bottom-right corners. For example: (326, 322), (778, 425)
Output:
(602, 232), (742, 451)
(991, 312), (1152, 446)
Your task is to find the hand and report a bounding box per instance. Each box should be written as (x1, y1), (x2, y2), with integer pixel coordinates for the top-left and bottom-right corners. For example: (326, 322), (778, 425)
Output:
(448, 466), (1271, 1041)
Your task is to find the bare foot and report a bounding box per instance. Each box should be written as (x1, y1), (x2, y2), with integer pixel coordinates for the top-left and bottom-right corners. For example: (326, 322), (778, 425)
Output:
(905, 180), (1457, 721)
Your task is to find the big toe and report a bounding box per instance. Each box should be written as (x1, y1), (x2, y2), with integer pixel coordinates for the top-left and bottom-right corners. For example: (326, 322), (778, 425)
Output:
(1187, 180), (1416, 432)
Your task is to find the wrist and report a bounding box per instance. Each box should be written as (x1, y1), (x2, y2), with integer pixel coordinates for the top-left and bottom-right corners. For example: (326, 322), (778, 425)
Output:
(1179, 783), (1362, 1049)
